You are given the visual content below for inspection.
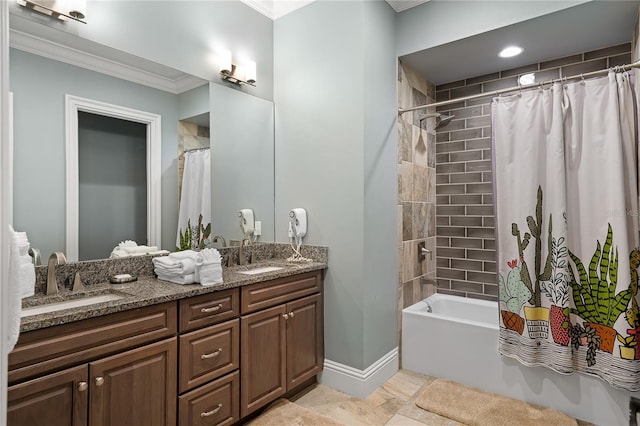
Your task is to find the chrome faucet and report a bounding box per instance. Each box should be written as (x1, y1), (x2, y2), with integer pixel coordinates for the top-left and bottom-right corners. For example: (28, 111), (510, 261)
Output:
(238, 239), (252, 266)
(46, 252), (66, 295)
(212, 235), (227, 248)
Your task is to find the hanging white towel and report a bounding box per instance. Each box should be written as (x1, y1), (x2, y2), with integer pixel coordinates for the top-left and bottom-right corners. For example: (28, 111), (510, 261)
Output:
(8, 226), (36, 352)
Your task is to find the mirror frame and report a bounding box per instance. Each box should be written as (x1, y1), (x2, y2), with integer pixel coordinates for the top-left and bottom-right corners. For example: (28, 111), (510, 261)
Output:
(65, 94), (162, 261)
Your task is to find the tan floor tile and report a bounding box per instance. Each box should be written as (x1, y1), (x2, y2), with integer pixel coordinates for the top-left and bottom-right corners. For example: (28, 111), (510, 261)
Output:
(376, 370), (431, 401)
(385, 413), (429, 426)
(290, 383), (352, 409)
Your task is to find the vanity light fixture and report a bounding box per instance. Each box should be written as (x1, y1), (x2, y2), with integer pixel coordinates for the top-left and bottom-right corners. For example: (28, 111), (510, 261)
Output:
(218, 49), (257, 87)
(16, 0), (87, 23)
(498, 45), (523, 58)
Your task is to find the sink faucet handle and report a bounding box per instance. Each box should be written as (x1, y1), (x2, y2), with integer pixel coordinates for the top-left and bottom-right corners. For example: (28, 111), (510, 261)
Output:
(72, 272), (85, 292)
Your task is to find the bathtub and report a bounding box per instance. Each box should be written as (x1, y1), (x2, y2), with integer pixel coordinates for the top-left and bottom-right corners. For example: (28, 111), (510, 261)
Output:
(402, 293), (640, 426)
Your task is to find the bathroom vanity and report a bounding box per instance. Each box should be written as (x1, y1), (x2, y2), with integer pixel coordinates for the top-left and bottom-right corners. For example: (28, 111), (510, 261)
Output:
(6, 257), (326, 426)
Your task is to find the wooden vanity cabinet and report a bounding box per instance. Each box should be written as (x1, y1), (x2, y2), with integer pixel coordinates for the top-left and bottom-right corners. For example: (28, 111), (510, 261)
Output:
(240, 271), (324, 418)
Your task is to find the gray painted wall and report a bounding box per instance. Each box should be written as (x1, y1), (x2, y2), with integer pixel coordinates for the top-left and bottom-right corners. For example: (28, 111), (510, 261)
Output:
(274, 0), (397, 370)
(210, 83), (275, 243)
(78, 112), (147, 260)
(178, 84), (210, 121)
(10, 48), (179, 258)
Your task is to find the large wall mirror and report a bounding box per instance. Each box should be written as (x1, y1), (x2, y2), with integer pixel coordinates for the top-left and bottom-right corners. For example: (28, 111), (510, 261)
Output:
(9, 14), (275, 262)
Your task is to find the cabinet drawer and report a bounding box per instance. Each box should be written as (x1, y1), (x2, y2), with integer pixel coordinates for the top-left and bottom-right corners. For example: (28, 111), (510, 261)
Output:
(241, 271), (322, 314)
(179, 371), (239, 426)
(179, 288), (239, 333)
(179, 319), (239, 393)
(9, 302), (177, 385)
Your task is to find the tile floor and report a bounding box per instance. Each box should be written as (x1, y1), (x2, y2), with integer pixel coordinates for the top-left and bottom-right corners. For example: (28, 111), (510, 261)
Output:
(287, 369), (589, 426)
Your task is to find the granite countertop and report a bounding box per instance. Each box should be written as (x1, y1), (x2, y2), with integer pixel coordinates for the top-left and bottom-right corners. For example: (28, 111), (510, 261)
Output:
(20, 259), (327, 333)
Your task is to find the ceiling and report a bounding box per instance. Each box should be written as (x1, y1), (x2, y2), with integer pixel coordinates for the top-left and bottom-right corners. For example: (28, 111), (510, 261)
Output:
(240, 0), (429, 19)
(401, 1), (640, 85)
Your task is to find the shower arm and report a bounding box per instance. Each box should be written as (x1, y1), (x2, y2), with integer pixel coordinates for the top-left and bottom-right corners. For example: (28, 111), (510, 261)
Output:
(398, 60), (640, 116)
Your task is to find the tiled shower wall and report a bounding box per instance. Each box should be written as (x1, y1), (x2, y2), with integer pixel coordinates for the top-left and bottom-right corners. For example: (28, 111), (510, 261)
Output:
(397, 61), (437, 333)
(178, 121), (210, 201)
(434, 42), (632, 301)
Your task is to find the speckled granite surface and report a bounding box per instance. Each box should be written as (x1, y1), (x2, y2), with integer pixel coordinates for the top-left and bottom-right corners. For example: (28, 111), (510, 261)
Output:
(24, 243), (327, 333)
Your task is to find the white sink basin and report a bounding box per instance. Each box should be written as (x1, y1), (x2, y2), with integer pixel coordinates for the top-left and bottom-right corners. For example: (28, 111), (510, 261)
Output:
(237, 266), (284, 275)
(21, 293), (124, 317)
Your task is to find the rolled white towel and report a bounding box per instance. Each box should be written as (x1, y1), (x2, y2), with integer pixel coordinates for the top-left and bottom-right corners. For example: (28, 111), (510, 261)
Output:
(199, 261), (223, 286)
(110, 249), (129, 259)
(123, 245), (159, 254)
(157, 273), (195, 285)
(200, 248), (222, 264)
(118, 240), (138, 249)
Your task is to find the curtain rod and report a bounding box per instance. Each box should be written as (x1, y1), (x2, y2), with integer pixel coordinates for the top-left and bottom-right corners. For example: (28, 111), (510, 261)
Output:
(183, 147), (210, 153)
(398, 60), (640, 115)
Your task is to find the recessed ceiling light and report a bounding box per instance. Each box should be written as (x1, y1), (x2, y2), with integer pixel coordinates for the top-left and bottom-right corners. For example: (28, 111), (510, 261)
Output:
(499, 46), (523, 58)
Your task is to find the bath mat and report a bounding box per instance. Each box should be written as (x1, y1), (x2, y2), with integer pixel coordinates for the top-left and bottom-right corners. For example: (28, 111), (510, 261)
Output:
(248, 398), (345, 426)
(415, 379), (577, 426)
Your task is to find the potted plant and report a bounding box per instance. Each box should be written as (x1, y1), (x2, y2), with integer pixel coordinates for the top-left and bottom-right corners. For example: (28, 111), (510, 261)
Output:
(540, 235), (570, 345)
(617, 334), (637, 360)
(499, 259), (532, 335)
(625, 249), (640, 359)
(568, 224), (632, 354)
(569, 323), (601, 367)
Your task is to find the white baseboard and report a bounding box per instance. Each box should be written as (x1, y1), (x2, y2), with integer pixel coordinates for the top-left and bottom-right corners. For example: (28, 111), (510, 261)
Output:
(318, 347), (398, 398)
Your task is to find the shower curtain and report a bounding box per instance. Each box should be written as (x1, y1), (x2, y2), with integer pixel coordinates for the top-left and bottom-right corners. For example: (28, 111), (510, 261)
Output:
(494, 70), (640, 391)
(176, 149), (211, 251)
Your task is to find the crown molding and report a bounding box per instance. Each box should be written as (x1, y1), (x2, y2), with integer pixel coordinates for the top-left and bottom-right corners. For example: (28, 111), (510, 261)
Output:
(9, 29), (206, 94)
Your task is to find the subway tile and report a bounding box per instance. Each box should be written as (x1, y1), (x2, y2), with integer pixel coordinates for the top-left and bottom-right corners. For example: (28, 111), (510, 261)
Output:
(467, 271), (498, 284)
(466, 97), (492, 107)
(483, 194), (494, 204)
(437, 205), (465, 216)
(436, 132), (450, 143)
(436, 162), (465, 174)
(532, 68), (560, 84)
(466, 115), (491, 128)
(466, 205), (494, 216)
(437, 268), (466, 280)
(450, 172), (483, 184)
(450, 128), (483, 142)
(436, 279), (451, 289)
(483, 261), (497, 273)
(609, 53), (632, 68)
(467, 72), (501, 85)
(483, 284), (498, 296)
(541, 54), (583, 70)
(483, 76), (518, 92)
(436, 80), (466, 91)
(469, 293), (498, 302)
(436, 141), (465, 153)
(484, 217), (495, 227)
(501, 63), (538, 78)
(483, 104), (492, 115)
(450, 194), (483, 205)
(436, 248), (465, 259)
(451, 84), (483, 99)
(436, 153), (450, 163)
(483, 171), (492, 182)
(482, 149), (492, 160)
(436, 216), (450, 226)
(450, 150), (483, 162)
(451, 216), (483, 227)
(436, 90), (450, 102)
(437, 226), (466, 237)
(467, 249), (496, 261)
(450, 105), (484, 120)
(585, 43), (631, 60)
(436, 237), (450, 247)
(466, 138), (492, 150)
(443, 119), (466, 132)
(450, 238), (483, 249)
(437, 257), (450, 268)
(436, 195), (450, 205)
(561, 58), (607, 77)
(467, 182), (493, 194)
(466, 160), (492, 172)
(436, 184), (466, 194)
(436, 174), (449, 184)
(437, 101), (465, 112)
(482, 127), (492, 138)
(437, 288), (467, 297)
(484, 239), (496, 250)
(451, 280), (484, 293)
(466, 227), (495, 238)
(451, 259), (483, 272)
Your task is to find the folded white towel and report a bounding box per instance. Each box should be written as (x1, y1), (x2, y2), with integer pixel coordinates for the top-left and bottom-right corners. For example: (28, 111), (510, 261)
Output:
(149, 250), (171, 256)
(157, 273), (195, 285)
(123, 245), (158, 254)
(199, 261), (223, 286)
(110, 249), (129, 259)
(153, 257), (196, 275)
(168, 250), (200, 261)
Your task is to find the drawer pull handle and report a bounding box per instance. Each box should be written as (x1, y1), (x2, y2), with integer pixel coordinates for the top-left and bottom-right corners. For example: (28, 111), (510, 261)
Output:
(201, 348), (222, 359)
(290, 311), (295, 318)
(78, 382), (88, 392)
(94, 377), (104, 387)
(283, 313), (289, 320)
(201, 404), (222, 418)
(201, 304), (223, 313)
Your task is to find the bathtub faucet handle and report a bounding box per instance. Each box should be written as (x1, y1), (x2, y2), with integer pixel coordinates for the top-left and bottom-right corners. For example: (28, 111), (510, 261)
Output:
(418, 242), (433, 261)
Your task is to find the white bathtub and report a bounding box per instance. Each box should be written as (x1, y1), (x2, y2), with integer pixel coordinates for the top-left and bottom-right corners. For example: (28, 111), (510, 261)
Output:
(402, 293), (640, 426)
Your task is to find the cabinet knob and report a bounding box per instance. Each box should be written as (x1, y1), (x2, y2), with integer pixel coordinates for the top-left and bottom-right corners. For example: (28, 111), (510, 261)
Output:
(289, 311), (295, 318)
(201, 304), (223, 313)
(78, 382), (88, 392)
(201, 348), (222, 359)
(282, 313), (289, 320)
(201, 403), (222, 418)
(94, 377), (104, 387)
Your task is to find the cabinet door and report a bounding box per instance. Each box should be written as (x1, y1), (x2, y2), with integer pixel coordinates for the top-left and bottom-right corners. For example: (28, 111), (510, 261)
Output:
(89, 338), (177, 426)
(286, 293), (323, 389)
(8, 364), (88, 426)
(240, 305), (286, 418)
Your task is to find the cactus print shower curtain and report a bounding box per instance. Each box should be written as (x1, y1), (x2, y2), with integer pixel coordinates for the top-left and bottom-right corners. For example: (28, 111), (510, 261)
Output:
(176, 149), (211, 251)
(493, 70), (640, 391)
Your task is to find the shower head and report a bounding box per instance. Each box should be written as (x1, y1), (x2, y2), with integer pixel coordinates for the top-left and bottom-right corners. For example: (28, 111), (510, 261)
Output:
(418, 113), (455, 129)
